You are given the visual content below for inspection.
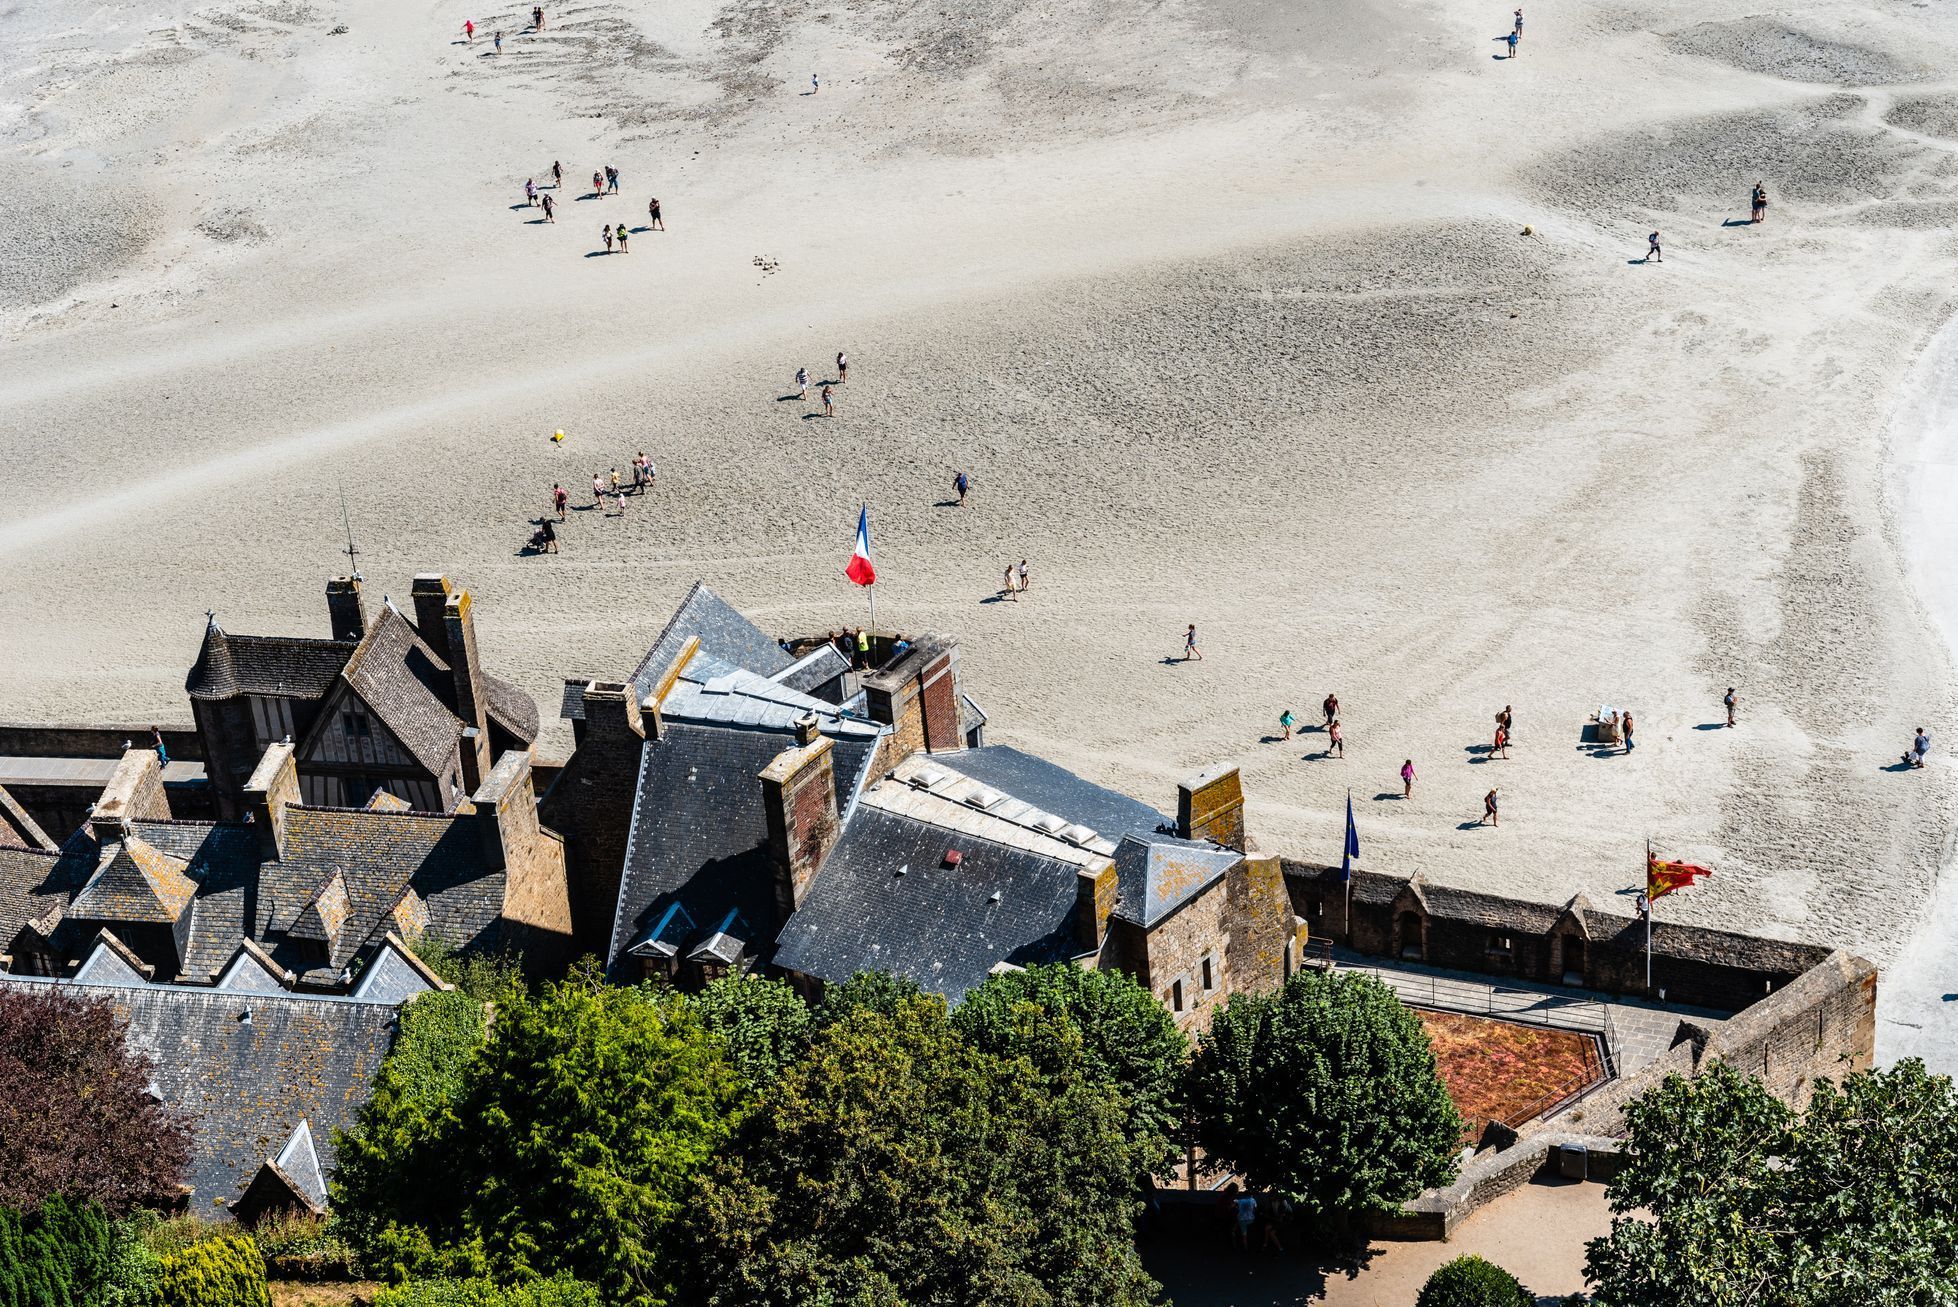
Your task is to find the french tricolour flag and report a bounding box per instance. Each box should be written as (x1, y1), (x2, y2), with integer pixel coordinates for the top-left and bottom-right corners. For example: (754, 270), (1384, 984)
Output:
(845, 505), (876, 587)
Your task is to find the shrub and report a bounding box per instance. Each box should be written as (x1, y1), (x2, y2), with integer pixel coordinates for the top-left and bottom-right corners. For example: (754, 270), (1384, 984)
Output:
(371, 1274), (602, 1306)
(0, 1197), (115, 1307)
(250, 1212), (360, 1282)
(1417, 1254), (1533, 1307)
(691, 974), (814, 1094)
(153, 1232), (270, 1307)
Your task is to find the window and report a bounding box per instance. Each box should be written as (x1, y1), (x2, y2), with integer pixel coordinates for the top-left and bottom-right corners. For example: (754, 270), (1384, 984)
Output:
(1170, 980), (1185, 1012)
(342, 712), (372, 738)
(1306, 899), (1323, 921)
(1201, 956), (1215, 991)
(1488, 933), (1514, 955)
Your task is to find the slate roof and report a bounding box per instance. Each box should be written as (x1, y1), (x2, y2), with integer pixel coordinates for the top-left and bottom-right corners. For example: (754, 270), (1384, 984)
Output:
(0, 784), (56, 853)
(772, 805), (1084, 1002)
(630, 582), (793, 696)
(186, 629), (358, 702)
(337, 606), (466, 777)
(607, 721), (876, 973)
(69, 838), (198, 925)
(0, 842), (93, 954)
(72, 931), (153, 985)
(0, 972), (409, 1213)
(947, 746), (1175, 842)
(1110, 835), (1240, 928)
(770, 645), (851, 696)
(660, 653), (883, 737)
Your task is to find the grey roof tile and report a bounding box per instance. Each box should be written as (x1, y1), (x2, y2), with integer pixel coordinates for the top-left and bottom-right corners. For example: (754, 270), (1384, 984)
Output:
(1111, 836), (1239, 927)
(336, 606), (465, 778)
(69, 838), (197, 925)
(185, 628), (357, 702)
(630, 582), (793, 696)
(944, 746), (1176, 843)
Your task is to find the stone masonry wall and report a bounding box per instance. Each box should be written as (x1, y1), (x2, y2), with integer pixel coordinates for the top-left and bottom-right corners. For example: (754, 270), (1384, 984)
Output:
(1132, 882), (1233, 1032)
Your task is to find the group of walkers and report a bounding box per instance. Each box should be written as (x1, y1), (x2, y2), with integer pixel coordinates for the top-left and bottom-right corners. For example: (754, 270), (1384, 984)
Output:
(998, 559), (1030, 601)
(461, 9), (544, 54)
(792, 353), (847, 416)
(528, 452), (657, 553)
(517, 161), (666, 254)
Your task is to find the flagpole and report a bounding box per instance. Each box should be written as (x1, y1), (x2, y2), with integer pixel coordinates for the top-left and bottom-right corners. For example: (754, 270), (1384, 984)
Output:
(1344, 788), (1353, 934)
(1644, 838), (1653, 993)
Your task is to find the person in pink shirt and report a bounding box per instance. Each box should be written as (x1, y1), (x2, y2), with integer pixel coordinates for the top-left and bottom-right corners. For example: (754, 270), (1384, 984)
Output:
(1400, 759), (1415, 798)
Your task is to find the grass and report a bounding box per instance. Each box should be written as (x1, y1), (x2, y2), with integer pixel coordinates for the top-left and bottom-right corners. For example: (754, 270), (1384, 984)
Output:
(271, 1283), (379, 1307)
(1418, 1009), (1606, 1138)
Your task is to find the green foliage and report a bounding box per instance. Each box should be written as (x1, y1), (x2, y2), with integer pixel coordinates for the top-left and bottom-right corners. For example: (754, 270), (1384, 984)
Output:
(1585, 1058), (1958, 1307)
(250, 1211), (360, 1281)
(101, 1218), (163, 1307)
(153, 1232), (270, 1307)
(335, 969), (738, 1304)
(0, 1197), (115, 1307)
(687, 988), (1160, 1307)
(1416, 1255), (1533, 1307)
(1184, 969), (1462, 1222)
(331, 988), (491, 1266)
(813, 970), (926, 1027)
(371, 1273), (603, 1306)
(692, 974), (815, 1094)
(409, 937), (528, 1005)
(954, 964), (1189, 1174)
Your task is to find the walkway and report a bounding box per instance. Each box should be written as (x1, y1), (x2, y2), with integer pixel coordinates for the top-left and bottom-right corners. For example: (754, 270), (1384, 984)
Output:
(1331, 950), (1726, 1077)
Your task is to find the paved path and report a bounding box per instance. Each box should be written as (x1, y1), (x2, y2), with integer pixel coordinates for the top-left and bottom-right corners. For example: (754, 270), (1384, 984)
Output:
(1147, 1177), (1611, 1306)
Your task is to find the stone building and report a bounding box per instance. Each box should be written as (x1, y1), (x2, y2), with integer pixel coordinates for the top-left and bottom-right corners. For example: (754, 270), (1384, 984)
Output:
(0, 930), (443, 1221)
(541, 582), (1305, 1026)
(188, 574), (539, 817)
(0, 741), (572, 985)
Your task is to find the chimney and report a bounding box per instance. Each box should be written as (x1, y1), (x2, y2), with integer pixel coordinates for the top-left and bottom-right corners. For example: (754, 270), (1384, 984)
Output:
(862, 635), (963, 771)
(445, 590), (491, 786)
(576, 681), (645, 750)
(326, 576), (367, 642)
(470, 751), (541, 871)
(1075, 860), (1118, 953)
(242, 742), (299, 861)
(1177, 764), (1246, 851)
(760, 731), (840, 925)
(409, 573), (453, 650)
(91, 748), (170, 840)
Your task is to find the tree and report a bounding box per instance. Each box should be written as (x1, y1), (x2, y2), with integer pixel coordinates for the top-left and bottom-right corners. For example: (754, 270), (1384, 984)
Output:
(1417, 1255), (1533, 1307)
(0, 1198), (115, 1307)
(1183, 970), (1461, 1225)
(335, 967), (740, 1305)
(953, 964), (1188, 1173)
(813, 970), (925, 1027)
(691, 974), (815, 1095)
(1584, 1058), (1958, 1307)
(0, 988), (190, 1215)
(686, 989), (1160, 1307)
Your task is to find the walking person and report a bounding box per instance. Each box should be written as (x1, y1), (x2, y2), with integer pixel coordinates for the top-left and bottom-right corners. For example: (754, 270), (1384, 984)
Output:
(836, 350), (848, 382)
(1498, 703), (1514, 741)
(1621, 710), (1635, 753)
(954, 470), (970, 505)
(812, 72), (820, 94)
(538, 517), (557, 553)
(533, 6), (543, 28)
(1513, 7), (1523, 39)
(1493, 722), (1510, 759)
(541, 192), (555, 222)
(151, 726), (170, 767)
(592, 170), (604, 197)
(795, 366), (809, 399)
(1279, 708), (1296, 741)
(606, 166), (619, 194)
(602, 223), (613, 252)
(1322, 692), (1339, 729)
(463, 17), (474, 43)
(1506, 28), (1518, 56)
(616, 225), (628, 253)
(1906, 727), (1931, 769)
(1481, 787), (1500, 826)
(820, 382), (834, 417)
(614, 488), (628, 517)
(1016, 559), (1028, 592)
(1646, 230), (1663, 263)
(1003, 564), (1019, 601)
(1724, 686), (1737, 727)
(608, 467), (622, 496)
(552, 483), (568, 520)
(551, 160), (563, 187)
(647, 196), (664, 229)
(592, 473), (605, 507)
(1401, 758), (1416, 798)
(525, 178), (537, 205)
(855, 627), (870, 667)
(1232, 1190), (1256, 1251)
(493, 29), (502, 52)
(1184, 624), (1203, 662)
(1327, 719), (1344, 758)
(1751, 181), (1768, 223)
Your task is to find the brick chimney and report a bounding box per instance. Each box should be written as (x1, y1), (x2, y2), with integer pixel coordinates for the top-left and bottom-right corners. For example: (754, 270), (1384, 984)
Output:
(1177, 764), (1245, 851)
(409, 574), (453, 651)
(242, 742), (299, 861)
(445, 590), (491, 789)
(91, 748), (170, 841)
(547, 682), (645, 954)
(326, 576), (367, 642)
(1074, 860), (1118, 954)
(862, 636), (963, 771)
(760, 719), (840, 925)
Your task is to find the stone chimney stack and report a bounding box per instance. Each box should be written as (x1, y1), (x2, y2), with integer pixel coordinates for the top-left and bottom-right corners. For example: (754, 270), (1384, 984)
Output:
(445, 590), (492, 788)
(1177, 764), (1246, 852)
(326, 576), (368, 642)
(409, 573), (454, 650)
(760, 725), (840, 926)
(91, 748), (170, 841)
(862, 635), (963, 771)
(1074, 860), (1118, 954)
(242, 742), (299, 861)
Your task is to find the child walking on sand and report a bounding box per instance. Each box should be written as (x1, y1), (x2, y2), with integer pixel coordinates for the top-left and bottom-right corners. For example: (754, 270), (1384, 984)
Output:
(1481, 788), (1500, 825)
(1401, 759), (1416, 798)
(1279, 709), (1296, 740)
(1184, 624), (1203, 662)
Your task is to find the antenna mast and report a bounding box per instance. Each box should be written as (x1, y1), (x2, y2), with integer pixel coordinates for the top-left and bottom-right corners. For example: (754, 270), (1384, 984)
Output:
(339, 487), (363, 580)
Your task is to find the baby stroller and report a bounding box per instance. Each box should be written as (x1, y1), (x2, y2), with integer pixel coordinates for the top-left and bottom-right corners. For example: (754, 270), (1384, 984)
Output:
(528, 520), (558, 554)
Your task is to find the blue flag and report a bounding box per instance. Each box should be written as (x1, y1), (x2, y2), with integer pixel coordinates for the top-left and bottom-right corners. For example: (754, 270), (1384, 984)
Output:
(1340, 792), (1360, 882)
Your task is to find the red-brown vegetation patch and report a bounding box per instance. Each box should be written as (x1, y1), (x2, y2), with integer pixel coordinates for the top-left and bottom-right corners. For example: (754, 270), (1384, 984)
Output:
(1418, 1010), (1606, 1137)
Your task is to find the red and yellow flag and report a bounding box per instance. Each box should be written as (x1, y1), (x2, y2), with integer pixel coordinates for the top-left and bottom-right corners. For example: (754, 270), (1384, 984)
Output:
(1647, 851), (1712, 901)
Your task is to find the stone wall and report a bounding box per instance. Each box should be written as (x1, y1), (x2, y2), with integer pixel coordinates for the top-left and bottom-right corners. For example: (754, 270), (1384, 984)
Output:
(537, 683), (644, 957)
(1129, 881), (1233, 1032)
(0, 723), (202, 760)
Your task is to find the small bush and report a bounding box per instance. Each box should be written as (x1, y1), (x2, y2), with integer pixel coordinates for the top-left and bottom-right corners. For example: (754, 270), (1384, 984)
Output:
(1417, 1254), (1534, 1307)
(371, 1274), (602, 1306)
(0, 1197), (116, 1307)
(154, 1231), (271, 1307)
(251, 1212), (360, 1282)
